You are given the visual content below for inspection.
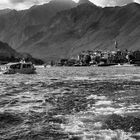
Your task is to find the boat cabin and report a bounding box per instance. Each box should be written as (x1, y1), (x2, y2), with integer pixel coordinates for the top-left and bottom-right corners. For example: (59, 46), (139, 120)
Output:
(3, 62), (36, 74)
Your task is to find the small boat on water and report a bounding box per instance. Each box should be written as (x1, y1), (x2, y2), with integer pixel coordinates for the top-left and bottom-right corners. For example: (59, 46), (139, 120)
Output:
(0, 62), (36, 74)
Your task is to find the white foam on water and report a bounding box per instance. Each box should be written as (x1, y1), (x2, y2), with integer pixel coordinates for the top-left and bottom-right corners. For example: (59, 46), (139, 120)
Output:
(64, 73), (140, 82)
(2, 103), (31, 113)
(89, 106), (126, 115)
(129, 104), (140, 109)
(132, 79), (140, 82)
(87, 95), (106, 100)
(115, 90), (126, 93)
(93, 122), (102, 128)
(95, 100), (112, 106)
(66, 76), (96, 81)
(66, 76), (112, 81)
(61, 115), (84, 133)
(125, 104), (140, 113)
(48, 89), (62, 94)
(62, 115), (132, 140)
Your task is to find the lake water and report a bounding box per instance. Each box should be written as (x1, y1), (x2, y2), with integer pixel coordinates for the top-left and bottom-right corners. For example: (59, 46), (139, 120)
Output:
(0, 66), (140, 140)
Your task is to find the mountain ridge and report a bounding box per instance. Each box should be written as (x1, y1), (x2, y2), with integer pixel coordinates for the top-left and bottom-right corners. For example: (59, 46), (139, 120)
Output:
(0, 41), (44, 64)
(0, 2), (140, 61)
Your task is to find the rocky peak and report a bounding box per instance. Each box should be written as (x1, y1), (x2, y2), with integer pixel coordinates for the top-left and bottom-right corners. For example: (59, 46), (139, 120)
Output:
(0, 9), (12, 15)
(49, 0), (77, 6)
(78, 0), (92, 5)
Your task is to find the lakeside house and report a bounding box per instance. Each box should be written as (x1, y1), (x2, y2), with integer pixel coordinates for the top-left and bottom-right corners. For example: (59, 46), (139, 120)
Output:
(56, 49), (140, 66)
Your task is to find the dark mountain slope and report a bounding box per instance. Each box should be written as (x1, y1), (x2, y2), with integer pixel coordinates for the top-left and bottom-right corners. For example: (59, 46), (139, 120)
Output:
(16, 3), (140, 61)
(0, 9), (12, 15)
(0, 2), (140, 61)
(0, 41), (18, 58)
(78, 0), (92, 5)
(0, 0), (77, 49)
(0, 41), (44, 64)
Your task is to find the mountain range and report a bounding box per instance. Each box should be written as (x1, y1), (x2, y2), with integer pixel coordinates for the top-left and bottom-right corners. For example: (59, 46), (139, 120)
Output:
(0, 41), (44, 64)
(0, 0), (140, 62)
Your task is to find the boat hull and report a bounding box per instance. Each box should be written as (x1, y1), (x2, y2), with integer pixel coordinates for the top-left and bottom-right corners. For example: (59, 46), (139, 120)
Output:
(3, 68), (36, 74)
(1, 62), (36, 74)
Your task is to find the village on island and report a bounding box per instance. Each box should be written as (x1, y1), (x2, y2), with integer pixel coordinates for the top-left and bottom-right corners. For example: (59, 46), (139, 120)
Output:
(47, 41), (140, 67)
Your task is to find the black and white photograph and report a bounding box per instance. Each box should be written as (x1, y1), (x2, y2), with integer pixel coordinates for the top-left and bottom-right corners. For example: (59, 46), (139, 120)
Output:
(0, 0), (140, 139)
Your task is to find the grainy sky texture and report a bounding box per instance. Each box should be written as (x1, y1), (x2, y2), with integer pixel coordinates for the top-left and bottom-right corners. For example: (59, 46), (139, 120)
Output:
(0, 0), (140, 10)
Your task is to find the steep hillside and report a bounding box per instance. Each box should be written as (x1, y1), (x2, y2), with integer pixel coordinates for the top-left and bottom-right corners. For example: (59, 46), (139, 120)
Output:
(0, 9), (12, 15)
(18, 3), (140, 61)
(0, 41), (18, 58)
(0, 41), (44, 64)
(0, 1), (140, 61)
(0, 0), (77, 50)
(78, 0), (92, 5)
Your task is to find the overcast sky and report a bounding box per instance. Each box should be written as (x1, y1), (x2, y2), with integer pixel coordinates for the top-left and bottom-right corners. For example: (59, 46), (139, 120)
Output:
(0, 0), (140, 10)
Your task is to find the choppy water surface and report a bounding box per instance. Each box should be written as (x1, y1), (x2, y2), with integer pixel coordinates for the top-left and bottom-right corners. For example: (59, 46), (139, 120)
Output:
(1, 66), (140, 140)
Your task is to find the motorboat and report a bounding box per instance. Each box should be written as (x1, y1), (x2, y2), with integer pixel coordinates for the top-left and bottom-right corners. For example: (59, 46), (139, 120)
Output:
(1, 62), (36, 74)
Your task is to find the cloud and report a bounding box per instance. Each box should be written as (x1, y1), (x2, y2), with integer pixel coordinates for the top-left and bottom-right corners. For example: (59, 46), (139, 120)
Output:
(10, 0), (28, 4)
(0, 0), (139, 10)
(134, 0), (140, 3)
(89, 0), (139, 7)
(7, 0), (50, 10)
(9, 0), (50, 5)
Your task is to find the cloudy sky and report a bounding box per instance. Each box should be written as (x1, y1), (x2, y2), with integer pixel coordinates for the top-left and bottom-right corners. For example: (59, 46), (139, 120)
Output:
(0, 0), (140, 10)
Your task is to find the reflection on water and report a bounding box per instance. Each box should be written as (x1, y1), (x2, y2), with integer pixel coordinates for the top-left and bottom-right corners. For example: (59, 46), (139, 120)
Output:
(0, 66), (140, 139)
